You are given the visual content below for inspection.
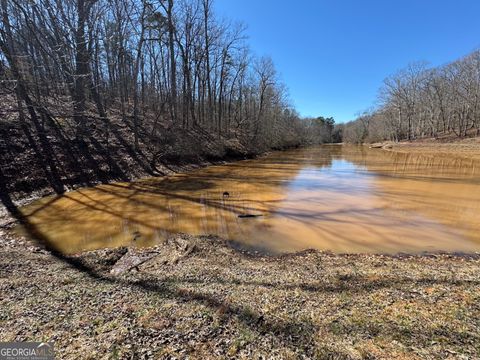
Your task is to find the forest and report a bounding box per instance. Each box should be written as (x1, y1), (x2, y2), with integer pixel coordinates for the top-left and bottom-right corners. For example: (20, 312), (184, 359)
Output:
(0, 0), (334, 195)
(2, 1), (480, 358)
(341, 50), (480, 143)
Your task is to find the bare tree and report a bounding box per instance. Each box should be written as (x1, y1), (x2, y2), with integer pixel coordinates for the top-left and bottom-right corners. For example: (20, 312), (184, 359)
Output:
(345, 51), (480, 143)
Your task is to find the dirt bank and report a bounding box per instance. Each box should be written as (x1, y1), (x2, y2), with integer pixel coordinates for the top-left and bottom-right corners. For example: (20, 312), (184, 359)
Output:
(377, 137), (480, 161)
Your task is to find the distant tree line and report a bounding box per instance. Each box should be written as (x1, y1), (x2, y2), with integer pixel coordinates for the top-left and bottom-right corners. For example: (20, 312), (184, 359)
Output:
(303, 116), (335, 144)
(0, 0), (335, 156)
(342, 50), (480, 143)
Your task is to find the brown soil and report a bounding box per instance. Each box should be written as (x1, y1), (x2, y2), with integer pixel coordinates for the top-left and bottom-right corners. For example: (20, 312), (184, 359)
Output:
(379, 137), (480, 161)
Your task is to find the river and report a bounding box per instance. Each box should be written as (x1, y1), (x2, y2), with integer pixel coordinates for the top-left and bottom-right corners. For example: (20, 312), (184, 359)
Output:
(17, 145), (480, 254)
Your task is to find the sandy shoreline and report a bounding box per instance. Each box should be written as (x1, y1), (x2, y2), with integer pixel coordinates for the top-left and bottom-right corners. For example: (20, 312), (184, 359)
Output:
(377, 137), (480, 161)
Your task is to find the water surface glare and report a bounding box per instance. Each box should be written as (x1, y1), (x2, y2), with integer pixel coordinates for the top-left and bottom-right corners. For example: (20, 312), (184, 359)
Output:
(18, 145), (480, 254)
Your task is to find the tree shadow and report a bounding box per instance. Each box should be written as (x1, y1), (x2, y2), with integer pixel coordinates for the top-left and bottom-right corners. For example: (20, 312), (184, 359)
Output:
(0, 167), (318, 352)
(155, 272), (480, 295)
(17, 122), (66, 194)
(85, 133), (130, 181)
(1, 108), (167, 197)
(107, 119), (157, 176)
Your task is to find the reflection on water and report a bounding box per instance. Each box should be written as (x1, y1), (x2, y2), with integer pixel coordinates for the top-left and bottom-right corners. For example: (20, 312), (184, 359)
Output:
(17, 145), (480, 254)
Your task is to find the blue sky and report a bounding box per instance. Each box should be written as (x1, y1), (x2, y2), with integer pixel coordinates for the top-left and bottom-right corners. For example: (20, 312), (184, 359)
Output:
(215, 0), (480, 123)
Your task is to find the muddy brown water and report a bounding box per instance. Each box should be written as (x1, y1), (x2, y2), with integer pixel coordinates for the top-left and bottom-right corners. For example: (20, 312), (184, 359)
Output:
(16, 145), (480, 255)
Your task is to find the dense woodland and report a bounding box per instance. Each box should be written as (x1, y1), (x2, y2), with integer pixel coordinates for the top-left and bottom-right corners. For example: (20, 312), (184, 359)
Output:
(0, 0), (333, 194)
(342, 50), (480, 143)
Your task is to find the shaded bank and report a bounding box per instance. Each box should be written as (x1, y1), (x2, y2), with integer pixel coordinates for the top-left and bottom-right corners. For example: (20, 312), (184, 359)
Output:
(0, 115), (262, 201)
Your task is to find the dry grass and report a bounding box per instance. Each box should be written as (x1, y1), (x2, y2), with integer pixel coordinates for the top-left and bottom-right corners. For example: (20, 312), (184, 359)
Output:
(1, 230), (479, 359)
